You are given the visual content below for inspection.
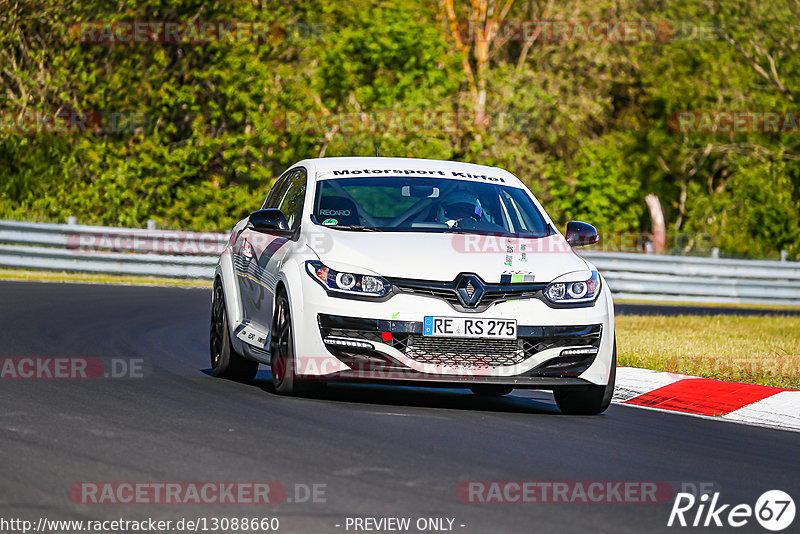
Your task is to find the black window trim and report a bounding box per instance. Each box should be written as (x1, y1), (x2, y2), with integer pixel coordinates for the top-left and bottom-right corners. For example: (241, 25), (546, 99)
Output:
(258, 166), (308, 240)
(262, 168), (293, 210)
(280, 167), (308, 231)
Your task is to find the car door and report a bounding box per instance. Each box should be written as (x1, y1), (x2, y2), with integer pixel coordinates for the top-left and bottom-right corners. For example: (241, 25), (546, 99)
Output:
(234, 168), (306, 345)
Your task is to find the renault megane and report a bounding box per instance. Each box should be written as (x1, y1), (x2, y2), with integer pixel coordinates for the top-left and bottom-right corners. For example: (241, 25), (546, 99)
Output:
(209, 157), (615, 414)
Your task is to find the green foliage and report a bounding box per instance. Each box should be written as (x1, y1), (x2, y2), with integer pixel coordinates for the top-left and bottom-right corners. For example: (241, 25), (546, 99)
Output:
(0, 0), (798, 258)
(547, 137), (643, 233)
(318, 2), (454, 109)
(683, 154), (800, 258)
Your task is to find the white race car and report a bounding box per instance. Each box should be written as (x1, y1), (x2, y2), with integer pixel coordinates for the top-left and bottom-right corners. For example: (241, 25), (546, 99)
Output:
(210, 157), (615, 414)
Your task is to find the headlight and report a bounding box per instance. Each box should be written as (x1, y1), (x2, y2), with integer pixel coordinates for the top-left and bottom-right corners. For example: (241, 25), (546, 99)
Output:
(306, 261), (392, 298)
(544, 271), (601, 304)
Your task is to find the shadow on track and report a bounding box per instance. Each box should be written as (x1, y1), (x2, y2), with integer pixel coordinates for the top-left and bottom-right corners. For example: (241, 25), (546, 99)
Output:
(202, 367), (576, 416)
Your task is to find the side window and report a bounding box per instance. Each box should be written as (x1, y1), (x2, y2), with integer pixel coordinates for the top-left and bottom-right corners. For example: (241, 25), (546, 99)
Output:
(276, 169), (307, 229)
(499, 189), (549, 236)
(262, 172), (291, 210)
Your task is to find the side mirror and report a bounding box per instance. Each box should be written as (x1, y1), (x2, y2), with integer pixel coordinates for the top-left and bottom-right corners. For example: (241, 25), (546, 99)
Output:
(565, 221), (599, 247)
(248, 209), (289, 232)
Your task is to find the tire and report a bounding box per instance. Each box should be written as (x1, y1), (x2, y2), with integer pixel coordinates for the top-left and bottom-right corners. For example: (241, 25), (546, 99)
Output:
(553, 338), (616, 415)
(210, 278), (259, 382)
(270, 290), (322, 396)
(470, 385), (514, 397)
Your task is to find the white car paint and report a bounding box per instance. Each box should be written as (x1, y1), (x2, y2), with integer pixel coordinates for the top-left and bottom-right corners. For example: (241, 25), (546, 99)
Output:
(214, 157), (614, 388)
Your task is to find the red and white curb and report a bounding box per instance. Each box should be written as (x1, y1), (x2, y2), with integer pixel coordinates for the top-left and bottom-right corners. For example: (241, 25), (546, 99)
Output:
(612, 367), (800, 432)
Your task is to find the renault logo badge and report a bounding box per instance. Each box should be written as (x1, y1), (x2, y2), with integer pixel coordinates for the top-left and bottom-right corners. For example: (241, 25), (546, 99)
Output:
(455, 274), (485, 308)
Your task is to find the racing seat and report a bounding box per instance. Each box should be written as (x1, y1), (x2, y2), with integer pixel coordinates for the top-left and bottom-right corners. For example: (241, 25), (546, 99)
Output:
(318, 196), (360, 226)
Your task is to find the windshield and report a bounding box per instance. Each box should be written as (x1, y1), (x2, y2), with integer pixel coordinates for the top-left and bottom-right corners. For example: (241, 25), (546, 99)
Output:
(313, 176), (552, 237)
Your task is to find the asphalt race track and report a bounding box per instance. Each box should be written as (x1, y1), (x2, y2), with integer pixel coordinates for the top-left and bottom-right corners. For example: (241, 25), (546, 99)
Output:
(1, 280), (798, 534)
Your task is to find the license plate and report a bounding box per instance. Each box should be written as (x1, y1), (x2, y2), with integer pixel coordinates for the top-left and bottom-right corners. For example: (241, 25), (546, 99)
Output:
(423, 316), (517, 339)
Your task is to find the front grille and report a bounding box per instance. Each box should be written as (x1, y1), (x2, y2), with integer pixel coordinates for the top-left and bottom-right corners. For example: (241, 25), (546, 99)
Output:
(318, 314), (602, 375)
(393, 284), (462, 308)
(391, 278), (546, 312)
(521, 327), (602, 355)
(324, 328), (383, 344)
(526, 325), (602, 377)
(404, 336), (525, 369)
(484, 288), (541, 302)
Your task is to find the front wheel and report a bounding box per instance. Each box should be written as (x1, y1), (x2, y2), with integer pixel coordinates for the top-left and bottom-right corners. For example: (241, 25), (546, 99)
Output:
(553, 339), (616, 415)
(270, 291), (323, 396)
(210, 279), (259, 382)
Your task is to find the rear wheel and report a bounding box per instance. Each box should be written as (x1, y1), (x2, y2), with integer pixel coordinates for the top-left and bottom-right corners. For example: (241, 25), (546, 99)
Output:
(210, 278), (258, 381)
(553, 339), (616, 415)
(271, 291), (322, 396)
(470, 385), (514, 397)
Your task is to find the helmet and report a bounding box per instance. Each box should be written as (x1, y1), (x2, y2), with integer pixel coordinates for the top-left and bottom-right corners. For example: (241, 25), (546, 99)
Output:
(438, 190), (483, 223)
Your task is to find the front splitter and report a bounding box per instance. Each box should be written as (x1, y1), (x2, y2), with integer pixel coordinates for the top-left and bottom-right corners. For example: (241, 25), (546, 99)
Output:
(308, 370), (593, 390)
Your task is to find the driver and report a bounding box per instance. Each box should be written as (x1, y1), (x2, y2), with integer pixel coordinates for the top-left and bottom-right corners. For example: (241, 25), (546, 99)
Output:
(437, 190), (484, 228)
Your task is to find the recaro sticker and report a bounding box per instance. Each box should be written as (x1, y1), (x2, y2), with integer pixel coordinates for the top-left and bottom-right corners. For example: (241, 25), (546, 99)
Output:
(320, 209), (350, 216)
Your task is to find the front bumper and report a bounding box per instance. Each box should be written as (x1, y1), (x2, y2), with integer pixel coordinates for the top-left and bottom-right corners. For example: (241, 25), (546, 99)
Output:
(314, 372), (592, 389)
(291, 272), (615, 387)
(321, 313), (600, 373)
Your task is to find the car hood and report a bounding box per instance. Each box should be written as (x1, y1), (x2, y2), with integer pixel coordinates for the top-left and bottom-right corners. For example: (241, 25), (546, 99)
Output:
(305, 229), (589, 284)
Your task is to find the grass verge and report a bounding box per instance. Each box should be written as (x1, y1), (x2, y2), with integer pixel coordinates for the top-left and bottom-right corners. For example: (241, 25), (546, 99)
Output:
(615, 298), (800, 312)
(0, 268), (211, 288)
(616, 315), (800, 389)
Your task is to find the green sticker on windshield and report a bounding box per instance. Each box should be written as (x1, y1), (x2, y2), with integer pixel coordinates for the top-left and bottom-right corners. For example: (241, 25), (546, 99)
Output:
(322, 218), (338, 226)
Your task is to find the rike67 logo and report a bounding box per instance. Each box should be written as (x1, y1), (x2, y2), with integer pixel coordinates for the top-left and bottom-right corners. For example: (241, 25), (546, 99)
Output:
(668, 490), (795, 531)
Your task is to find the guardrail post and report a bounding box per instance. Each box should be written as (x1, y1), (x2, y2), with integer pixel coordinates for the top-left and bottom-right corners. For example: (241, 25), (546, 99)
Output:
(711, 247), (719, 259)
(781, 250), (788, 262)
(67, 216), (77, 225)
(146, 220), (157, 230)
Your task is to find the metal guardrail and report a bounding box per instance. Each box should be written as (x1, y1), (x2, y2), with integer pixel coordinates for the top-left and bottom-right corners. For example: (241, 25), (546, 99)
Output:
(581, 252), (800, 306)
(1, 219), (799, 306)
(0, 220), (225, 279)
(0, 243), (217, 279)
